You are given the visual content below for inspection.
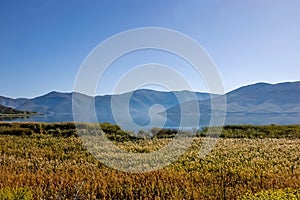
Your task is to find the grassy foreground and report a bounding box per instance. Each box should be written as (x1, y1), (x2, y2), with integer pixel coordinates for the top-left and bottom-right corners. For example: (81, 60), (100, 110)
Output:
(0, 123), (300, 199)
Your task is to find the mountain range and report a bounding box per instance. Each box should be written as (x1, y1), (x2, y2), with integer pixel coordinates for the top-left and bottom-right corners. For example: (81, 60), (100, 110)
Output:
(1, 81), (300, 127)
(167, 81), (300, 115)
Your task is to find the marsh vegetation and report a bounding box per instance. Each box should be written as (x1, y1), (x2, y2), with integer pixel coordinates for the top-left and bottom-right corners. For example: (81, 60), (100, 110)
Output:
(0, 122), (300, 199)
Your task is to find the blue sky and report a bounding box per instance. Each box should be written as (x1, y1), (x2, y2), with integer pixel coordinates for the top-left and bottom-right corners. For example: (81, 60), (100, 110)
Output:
(1, 0), (299, 98)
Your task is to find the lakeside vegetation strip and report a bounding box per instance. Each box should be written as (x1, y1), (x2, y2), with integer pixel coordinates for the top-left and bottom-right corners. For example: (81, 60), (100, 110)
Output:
(0, 122), (300, 139)
(0, 113), (39, 118)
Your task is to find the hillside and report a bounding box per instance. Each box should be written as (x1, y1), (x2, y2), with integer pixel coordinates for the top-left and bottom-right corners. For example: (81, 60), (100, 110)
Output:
(0, 96), (28, 108)
(0, 105), (38, 121)
(166, 81), (300, 114)
(165, 81), (300, 126)
(0, 104), (34, 115)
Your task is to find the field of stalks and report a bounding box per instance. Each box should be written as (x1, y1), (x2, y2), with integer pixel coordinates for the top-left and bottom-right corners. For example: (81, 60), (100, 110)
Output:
(0, 122), (300, 199)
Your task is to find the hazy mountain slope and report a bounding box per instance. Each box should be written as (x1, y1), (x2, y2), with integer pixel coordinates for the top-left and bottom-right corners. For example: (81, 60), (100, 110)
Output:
(166, 81), (300, 116)
(0, 96), (28, 108)
(17, 91), (73, 114)
(225, 81), (300, 113)
(16, 89), (213, 116)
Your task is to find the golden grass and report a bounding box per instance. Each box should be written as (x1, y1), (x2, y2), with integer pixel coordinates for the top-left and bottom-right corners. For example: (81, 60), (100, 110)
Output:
(0, 131), (300, 199)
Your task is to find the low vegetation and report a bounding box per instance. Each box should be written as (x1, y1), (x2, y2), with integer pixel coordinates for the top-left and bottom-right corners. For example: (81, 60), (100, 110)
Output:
(0, 122), (300, 199)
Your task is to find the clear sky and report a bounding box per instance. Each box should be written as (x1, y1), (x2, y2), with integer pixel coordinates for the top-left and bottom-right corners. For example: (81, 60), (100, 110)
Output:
(1, 0), (300, 98)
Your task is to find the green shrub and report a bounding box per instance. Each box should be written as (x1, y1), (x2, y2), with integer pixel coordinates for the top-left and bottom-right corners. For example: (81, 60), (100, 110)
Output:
(240, 188), (300, 200)
(0, 187), (33, 200)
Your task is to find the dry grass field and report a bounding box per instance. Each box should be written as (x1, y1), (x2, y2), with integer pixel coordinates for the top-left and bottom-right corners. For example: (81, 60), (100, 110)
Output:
(0, 123), (300, 199)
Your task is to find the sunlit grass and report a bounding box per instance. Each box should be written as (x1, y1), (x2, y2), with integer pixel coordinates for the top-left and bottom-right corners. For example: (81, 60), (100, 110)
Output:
(0, 123), (300, 199)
